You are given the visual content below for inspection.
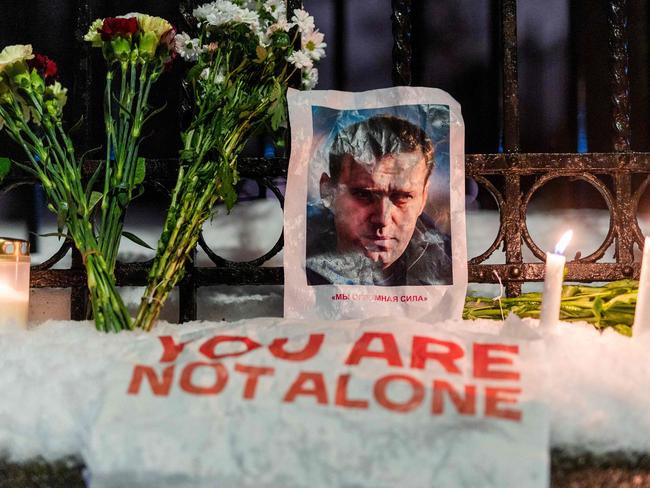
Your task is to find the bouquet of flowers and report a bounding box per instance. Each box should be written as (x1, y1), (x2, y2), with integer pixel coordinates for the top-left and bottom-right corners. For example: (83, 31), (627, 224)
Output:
(0, 45), (132, 332)
(134, 0), (326, 330)
(464, 280), (637, 336)
(84, 13), (176, 272)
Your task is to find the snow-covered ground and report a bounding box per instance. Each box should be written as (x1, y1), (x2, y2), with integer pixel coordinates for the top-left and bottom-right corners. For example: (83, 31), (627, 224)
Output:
(0, 203), (648, 472)
(0, 317), (648, 466)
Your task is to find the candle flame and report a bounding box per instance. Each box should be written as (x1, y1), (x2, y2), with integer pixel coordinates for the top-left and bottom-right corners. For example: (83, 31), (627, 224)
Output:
(554, 230), (573, 255)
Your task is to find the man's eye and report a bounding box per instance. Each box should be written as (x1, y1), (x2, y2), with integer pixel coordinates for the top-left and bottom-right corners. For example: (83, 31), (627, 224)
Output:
(391, 193), (413, 205)
(351, 189), (374, 202)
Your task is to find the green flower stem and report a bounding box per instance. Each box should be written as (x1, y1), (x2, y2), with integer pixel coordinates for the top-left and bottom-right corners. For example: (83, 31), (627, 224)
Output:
(98, 59), (159, 273)
(0, 102), (132, 332)
(134, 166), (221, 331)
(134, 115), (262, 330)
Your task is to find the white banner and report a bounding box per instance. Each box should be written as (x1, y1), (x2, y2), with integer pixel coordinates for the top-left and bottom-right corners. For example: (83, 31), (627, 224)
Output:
(85, 317), (549, 488)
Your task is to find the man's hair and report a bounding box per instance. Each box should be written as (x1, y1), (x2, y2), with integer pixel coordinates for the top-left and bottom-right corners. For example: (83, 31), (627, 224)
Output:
(328, 115), (435, 183)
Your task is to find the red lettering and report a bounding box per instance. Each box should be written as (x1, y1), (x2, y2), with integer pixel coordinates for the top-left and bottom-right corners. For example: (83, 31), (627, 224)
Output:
(431, 380), (476, 415)
(485, 387), (522, 421)
(411, 336), (464, 373)
(345, 332), (403, 367)
(179, 362), (229, 395)
(234, 364), (275, 400)
(374, 374), (424, 413)
(199, 335), (261, 360)
(158, 336), (191, 362)
(268, 334), (324, 361)
(127, 365), (174, 396)
(335, 374), (369, 409)
(473, 344), (520, 381)
(283, 372), (328, 405)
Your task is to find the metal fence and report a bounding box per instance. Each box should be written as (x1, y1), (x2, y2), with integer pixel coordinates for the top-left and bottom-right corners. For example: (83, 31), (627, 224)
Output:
(0, 0), (646, 320)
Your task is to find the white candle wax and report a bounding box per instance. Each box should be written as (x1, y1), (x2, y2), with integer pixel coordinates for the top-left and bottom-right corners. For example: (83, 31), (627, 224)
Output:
(0, 259), (30, 329)
(540, 251), (566, 328)
(540, 230), (572, 328)
(633, 236), (650, 336)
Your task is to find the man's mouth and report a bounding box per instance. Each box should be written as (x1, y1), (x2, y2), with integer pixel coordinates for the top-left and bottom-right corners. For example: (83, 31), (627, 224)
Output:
(363, 236), (395, 252)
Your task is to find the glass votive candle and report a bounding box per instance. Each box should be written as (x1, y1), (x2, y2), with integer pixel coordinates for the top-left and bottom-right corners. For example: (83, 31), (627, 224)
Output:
(0, 237), (30, 328)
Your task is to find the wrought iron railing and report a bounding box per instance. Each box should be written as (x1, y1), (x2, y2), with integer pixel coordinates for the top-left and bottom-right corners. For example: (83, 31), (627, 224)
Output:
(0, 0), (645, 320)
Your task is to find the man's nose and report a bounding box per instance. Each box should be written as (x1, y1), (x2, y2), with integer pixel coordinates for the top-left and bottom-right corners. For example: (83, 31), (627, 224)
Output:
(369, 196), (393, 227)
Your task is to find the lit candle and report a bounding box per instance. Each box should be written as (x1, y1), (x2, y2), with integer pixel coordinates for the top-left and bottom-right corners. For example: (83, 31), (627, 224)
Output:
(633, 236), (650, 336)
(539, 230), (573, 328)
(0, 238), (30, 329)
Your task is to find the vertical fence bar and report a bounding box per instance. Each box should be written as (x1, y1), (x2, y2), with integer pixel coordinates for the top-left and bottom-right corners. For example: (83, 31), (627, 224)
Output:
(500, 0), (520, 151)
(70, 0), (93, 320)
(498, 0), (522, 295)
(391, 0), (412, 86)
(334, 0), (347, 89)
(609, 0), (632, 152)
(608, 0), (636, 267)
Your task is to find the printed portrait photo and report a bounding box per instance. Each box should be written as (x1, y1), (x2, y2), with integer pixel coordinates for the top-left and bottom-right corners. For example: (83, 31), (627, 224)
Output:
(305, 104), (453, 287)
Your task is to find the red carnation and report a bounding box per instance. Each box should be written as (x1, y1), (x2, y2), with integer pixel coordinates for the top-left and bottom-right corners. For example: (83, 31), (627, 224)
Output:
(98, 17), (139, 41)
(28, 54), (58, 83)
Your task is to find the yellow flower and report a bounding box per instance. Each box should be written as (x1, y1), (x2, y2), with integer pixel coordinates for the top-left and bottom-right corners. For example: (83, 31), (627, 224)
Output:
(45, 81), (68, 111)
(137, 15), (173, 41)
(0, 45), (34, 72)
(84, 18), (104, 47)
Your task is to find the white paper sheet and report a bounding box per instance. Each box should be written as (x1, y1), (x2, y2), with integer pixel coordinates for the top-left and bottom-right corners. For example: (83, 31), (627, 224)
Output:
(284, 87), (467, 321)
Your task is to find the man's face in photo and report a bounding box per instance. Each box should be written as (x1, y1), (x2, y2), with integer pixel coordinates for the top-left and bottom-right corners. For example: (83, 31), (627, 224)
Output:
(322, 149), (430, 269)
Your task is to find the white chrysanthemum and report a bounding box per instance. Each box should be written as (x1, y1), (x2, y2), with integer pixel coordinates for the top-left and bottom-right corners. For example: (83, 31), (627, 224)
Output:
(268, 17), (290, 34)
(287, 50), (313, 70)
(174, 32), (203, 61)
(264, 0), (286, 21)
(195, 1), (260, 32)
(301, 67), (318, 90)
(302, 29), (326, 61)
(291, 9), (315, 34)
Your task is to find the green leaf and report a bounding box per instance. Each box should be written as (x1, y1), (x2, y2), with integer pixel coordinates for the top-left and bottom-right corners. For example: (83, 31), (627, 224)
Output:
(134, 157), (146, 186)
(121, 231), (154, 250)
(256, 45), (267, 61)
(613, 324), (633, 337)
(0, 157), (11, 181)
(88, 191), (103, 212)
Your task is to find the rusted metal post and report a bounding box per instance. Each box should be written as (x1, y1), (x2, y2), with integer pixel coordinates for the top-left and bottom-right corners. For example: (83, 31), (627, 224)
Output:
(499, 0), (522, 296)
(608, 0), (636, 269)
(70, 0), (93, 320)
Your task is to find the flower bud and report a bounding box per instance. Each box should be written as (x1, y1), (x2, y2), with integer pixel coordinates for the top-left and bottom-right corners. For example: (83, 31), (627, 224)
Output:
(138, 31), (158, 60)
(110, 37), (132, 62)
(30, 70), (45, 94)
